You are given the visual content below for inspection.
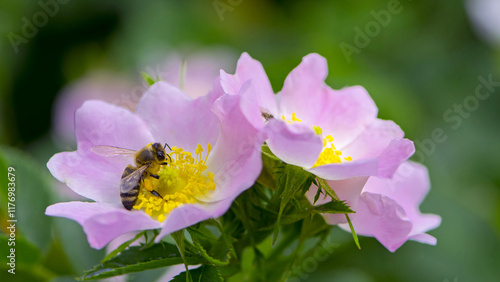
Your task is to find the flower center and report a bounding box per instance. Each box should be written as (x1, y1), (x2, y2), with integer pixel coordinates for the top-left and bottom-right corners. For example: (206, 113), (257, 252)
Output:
(133, 144), (215, 222)
(282, 112), (352, 168)
(312, 129), (352, 168)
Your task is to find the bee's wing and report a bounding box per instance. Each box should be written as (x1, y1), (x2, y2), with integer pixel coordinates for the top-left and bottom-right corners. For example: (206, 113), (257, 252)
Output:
(91, 145), (136, 156)
(92, 145), (137, 163)
(120, 165), (149, 193)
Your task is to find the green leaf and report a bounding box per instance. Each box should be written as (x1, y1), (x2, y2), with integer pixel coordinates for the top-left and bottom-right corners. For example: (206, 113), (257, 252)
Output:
(186, 226), (231, 266)
(312, 200), (354, 214)
(316, 177), (339, 200)
(78, 243), (204, 280)
(101, 231), (145, 263)
(313, 184), (323, 204)
(213, 218), (237, 259)
(171, 265), (223, 282)
(273, 164), (313, 244)
(345, 214), (361, 250)
(192, 241), (229, 266)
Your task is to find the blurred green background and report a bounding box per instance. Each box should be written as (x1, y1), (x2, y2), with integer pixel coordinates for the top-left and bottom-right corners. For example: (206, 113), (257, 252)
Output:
(1, 0), (499, 281)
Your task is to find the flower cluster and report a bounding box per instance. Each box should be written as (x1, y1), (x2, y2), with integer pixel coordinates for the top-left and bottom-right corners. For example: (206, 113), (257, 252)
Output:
(46, 52), (440, 259)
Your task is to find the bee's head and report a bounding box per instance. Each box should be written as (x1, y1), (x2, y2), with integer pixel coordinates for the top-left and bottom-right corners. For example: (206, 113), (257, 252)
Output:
(152, 142), (166, 161)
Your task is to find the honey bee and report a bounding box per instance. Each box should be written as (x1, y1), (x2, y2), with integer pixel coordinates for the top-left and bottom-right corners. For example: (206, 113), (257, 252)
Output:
(92, 142), (171, 210)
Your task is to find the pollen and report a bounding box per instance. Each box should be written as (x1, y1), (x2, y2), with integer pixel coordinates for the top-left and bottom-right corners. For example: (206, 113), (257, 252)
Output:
(313, 126), (323, 135)
(132, 144), (215, 222)
(281, 113), (353, 167)
(282, 112), (302, 124)
(292, 112), (302, 122)
(312, 128), (353, 168)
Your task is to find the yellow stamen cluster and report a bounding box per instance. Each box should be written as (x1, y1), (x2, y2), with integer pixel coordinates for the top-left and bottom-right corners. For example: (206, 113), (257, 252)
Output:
(282, 112), (353, 168)
(133, 144), (215, 222)
(312, 134), (352, 168)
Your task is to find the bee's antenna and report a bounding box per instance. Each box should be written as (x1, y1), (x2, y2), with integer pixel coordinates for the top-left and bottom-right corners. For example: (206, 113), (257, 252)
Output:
(164, 143), (172, 151)
(163, 143), (173, 163)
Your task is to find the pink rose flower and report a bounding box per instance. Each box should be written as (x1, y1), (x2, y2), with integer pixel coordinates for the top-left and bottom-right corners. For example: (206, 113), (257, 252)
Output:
(307, 161), (441, 252)
(221, 53), (414, 182)
(46, 80), (263, 249)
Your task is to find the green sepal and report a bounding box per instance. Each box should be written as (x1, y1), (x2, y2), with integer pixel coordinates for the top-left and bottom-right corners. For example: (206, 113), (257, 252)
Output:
(345, 214), (361, 249)
(272, 163), (313, 244)
(141, 71), (157, 86)
(311, 200), (354, 215)
(316, 177), (339, 200)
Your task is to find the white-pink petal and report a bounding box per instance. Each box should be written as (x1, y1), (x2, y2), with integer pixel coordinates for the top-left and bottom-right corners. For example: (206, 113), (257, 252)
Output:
(46, 202), (162, 249)
(136, 81), (221, 154)
(265, 119), (324, 168)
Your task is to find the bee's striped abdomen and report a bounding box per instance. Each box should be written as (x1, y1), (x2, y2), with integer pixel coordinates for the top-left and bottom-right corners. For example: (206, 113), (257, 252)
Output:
(121, 185), (140, 210)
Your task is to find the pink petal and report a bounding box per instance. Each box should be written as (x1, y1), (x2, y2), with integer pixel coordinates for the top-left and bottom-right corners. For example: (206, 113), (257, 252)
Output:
(46, 202), (161, 249)
(278, 54), (329, 122)
(156, 199), (233, 242)
(48, 100), (155, 204)
(75, 100), (154, 151)
(308, 119), (415, 180)
(265, 119), (324, 168)
(362, 161), (442, 237)
(220, 52), (277, 114)
(208, 93), (264, 202)
(307, 159), (378, 180)
(48, 152), (123, 204)
(154, 93), (265, 241)
(340, 119), (405, 160)
(136, 81), (221, 154)
(409, 233), (437, 245)
(340, 192), (413, 252)
(338, 162), (441, 251)
(313, 86), (378, 149)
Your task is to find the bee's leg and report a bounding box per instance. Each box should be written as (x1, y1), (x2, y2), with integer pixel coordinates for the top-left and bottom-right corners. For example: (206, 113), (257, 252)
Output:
(165, 154), (172, 164)
(149, 174), (160, 179)
(150, 190), (164, 199)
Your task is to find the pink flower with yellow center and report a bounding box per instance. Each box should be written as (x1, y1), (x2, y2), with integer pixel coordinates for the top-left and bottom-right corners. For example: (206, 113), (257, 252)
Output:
(45, 80), (263, 249)
(221, 53), (414, 181)
(307, 161), (441, 252)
